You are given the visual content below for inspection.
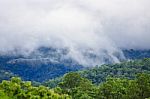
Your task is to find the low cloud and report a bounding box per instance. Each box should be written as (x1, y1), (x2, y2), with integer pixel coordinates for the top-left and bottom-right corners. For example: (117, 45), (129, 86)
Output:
(0, 0), (150, 66)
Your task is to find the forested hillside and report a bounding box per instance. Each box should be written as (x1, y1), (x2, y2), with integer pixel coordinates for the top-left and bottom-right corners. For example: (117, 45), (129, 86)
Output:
(80, 58), (150, 84)
(0, 0), (149, 98)
(44, 58), (150, 88)
(0, 47), (83, 82)
(1, 53), (150, 99)
(123, 49), (150, 59)
(1, 72), (150, 99)
(0, 49), (150, 82)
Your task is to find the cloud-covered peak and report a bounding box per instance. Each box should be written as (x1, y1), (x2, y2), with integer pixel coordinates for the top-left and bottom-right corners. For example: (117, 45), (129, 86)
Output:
(0, 0), (149, 66)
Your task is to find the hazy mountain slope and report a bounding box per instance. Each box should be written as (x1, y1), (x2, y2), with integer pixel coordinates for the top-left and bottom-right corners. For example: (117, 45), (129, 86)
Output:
(123, 49), (150, 59)
(0, 49), (150, 82)
(0, 47), (83, 82)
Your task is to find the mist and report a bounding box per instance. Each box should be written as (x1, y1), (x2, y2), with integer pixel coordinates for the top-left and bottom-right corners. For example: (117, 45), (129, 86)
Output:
(0, 0), (150, 66)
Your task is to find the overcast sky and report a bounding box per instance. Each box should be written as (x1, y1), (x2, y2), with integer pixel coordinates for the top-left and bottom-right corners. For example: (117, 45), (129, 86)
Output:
(0, 0), (150, 65)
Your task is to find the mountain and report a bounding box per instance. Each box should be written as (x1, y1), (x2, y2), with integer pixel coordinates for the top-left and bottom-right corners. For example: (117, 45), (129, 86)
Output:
(123, 49), (150, 59)
(0, 47), (83, 82)
(0, 48), (150, 82)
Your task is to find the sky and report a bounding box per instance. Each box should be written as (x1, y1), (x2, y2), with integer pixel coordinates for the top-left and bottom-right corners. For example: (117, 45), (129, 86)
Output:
(0, 0), (150, 66)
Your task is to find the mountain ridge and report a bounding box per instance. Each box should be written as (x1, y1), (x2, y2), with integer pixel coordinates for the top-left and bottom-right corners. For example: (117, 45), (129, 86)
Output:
(0, 48), (150, 82)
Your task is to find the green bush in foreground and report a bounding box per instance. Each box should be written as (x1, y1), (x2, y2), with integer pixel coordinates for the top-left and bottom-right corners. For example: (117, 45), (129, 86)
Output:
(0, 77), (70, 99)
(57, 72), (150, 99)
(1, 72), (150, 99)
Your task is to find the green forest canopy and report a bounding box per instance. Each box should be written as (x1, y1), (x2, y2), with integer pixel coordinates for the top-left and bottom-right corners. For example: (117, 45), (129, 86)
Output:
(1, 58), (150, 99)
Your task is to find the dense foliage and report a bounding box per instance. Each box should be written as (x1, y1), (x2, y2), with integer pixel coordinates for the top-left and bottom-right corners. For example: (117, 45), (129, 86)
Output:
(36, 72), (150, 99)
(1, 54), (150, 98)
(80, 58), (150, 84)
(1, 72), (150, 99)
(0, 77), (70, 99)
(43, 58), (150, 88)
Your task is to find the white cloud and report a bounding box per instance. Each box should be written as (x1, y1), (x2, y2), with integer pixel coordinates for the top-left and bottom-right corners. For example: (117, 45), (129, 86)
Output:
(0, 0), (150, 66)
